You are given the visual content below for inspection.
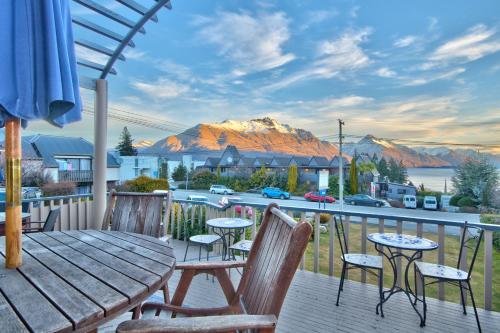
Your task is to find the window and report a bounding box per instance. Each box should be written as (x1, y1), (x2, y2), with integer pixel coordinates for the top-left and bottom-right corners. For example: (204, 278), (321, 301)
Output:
(397, 189), (407, 194)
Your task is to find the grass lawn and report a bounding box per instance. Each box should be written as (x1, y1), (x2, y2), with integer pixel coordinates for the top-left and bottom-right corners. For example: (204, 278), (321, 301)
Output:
(303, 221), (500, 312)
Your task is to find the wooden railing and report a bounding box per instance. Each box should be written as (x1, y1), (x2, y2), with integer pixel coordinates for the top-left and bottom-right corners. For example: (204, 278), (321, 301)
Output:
(2, 194), (498, 312)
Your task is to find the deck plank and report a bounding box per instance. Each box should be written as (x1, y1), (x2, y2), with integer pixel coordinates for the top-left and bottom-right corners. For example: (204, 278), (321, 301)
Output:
(98, 239), (500, 333)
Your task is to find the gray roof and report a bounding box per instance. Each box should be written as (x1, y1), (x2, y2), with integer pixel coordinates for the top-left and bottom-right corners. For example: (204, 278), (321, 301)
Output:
(20, 135), (119, 168)
(204, 157), (221, 167)
(270, 157), (292, 167)
(237, 157), (255, 167)
(308, 156), (330, 167)
(253, 157), (273, 167)
(290, 156), (310, 166)
(330, 156), (350, 168)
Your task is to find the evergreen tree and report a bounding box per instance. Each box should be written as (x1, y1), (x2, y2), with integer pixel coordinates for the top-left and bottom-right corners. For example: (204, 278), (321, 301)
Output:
(398, 160), (408, 183)
(287, 165), (298, 193)
(158, 162), (168, 179)
(216, 165), (222, 183)
(371, 153), (379, 164)
(349, 157), (358, 194)
(116, 127), (137, 156)
(377, 157), (389, 179)
(172, 164), (187, 181)
(388, 158), (399, 182)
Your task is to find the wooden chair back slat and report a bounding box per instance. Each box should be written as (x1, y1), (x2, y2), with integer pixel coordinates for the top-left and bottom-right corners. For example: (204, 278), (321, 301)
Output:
(103, 190), (171, 238)
(237, 203), (311, 318)
(43, 208), (61, 232)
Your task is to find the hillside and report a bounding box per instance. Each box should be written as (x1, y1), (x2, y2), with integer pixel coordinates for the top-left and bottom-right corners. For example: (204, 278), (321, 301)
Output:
(344, 135), (450, 167)
(144, 117), (339, 158)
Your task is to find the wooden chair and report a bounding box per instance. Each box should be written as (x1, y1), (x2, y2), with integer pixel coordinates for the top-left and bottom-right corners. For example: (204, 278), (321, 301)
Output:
(116, 203), (312, 333)
(102, 190), (173, 317)
(334, 215), (384, 315)
(23, 208), (60, 233)
(414, 221), (483, 331)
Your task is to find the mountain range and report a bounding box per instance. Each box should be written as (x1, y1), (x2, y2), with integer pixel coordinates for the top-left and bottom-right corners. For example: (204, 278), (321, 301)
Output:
(141, 118), (499, 168)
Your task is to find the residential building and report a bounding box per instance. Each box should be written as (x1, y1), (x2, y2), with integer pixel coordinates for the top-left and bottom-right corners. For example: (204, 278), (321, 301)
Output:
(378, 181), (417, 200)
(1, 135), (120, 193)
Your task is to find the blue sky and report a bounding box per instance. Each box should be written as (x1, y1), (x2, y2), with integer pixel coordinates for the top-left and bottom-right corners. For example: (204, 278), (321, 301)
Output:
(26, 0), (500, 151)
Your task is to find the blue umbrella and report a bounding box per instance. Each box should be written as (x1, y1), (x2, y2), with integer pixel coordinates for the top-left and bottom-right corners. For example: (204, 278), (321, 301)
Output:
(0, 0), (82, 268)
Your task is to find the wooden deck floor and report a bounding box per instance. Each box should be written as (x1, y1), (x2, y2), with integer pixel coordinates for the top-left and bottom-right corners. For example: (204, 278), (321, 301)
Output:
(99, 239), (500, 333)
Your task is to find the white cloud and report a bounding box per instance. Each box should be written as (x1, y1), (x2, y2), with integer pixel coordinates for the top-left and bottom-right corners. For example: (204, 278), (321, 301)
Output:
(429, 24), (500, 63)
(428, 17), (438, 31)
(394, 35), (417, 48)
(123, 49), (147, 60)
(300, 9), (338, 30)
(375, 67), (397, 78)
(349, 6), (360, 18)
(263, 28), (373, 91)
(157, 60), (194, 82)
(403, 67), (466, 86)
(132, 78), (189, 99)
(75, 45), (108, 64)
(195, 11), (295, 73)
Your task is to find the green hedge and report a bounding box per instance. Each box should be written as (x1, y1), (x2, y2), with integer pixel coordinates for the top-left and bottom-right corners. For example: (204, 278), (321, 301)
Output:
(457, 196), (478, 207)
(122, 176), (168, 192)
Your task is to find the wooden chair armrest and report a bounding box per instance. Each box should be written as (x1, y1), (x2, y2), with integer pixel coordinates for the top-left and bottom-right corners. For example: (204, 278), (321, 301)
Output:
(175, 261), (246, 271)
(141, 302), (232, 317)
(116, 314), (277, 333)
(23, 227), (43, 233)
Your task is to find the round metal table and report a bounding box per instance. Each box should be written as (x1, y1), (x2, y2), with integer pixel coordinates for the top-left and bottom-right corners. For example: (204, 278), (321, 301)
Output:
(0, 230), (175, 332)
(206, 218), (253, 260)
(367, 232), (438, 326)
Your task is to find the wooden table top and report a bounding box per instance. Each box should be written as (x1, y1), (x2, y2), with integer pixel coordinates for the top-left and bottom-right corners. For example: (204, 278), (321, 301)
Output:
(0, 230), (175, 333)
(0, 212), (31, 223)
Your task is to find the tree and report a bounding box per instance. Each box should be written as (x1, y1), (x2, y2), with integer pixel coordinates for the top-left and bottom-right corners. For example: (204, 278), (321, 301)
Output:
(116, 127), (137, 156)
(371, 153), (379, 164)
(349, 157), (358, 194)
(388, 158), (400, 182)
(377, 157), (389, 179)
(287, 164), (298, 193)
(249, 165), (266, 188)
(452, 156), (499, 206)
(358, 161), (376, 192)
(398, 160), (408, 183)
(172, 164), (187, 181)
(216, 165), (222, 183)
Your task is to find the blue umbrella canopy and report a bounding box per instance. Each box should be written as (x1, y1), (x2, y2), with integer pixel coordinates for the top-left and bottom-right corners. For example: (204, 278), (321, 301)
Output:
(0, 0), (82, 127)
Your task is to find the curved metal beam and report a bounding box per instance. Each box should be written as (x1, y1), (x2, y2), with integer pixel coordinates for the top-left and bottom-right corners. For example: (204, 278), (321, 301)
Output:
(100, 0), (171, 79)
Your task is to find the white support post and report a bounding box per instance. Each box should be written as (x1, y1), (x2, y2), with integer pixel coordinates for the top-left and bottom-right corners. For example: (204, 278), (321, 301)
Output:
(92, 79), (108, 230)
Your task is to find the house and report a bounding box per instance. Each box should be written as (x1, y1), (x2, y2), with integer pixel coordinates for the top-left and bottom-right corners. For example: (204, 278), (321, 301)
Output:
(1, 135), (120, 194)
(117, 155), (161, 182)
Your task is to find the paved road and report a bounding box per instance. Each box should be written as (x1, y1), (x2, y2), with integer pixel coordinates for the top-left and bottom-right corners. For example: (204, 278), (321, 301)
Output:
(172, 189), (480, 235)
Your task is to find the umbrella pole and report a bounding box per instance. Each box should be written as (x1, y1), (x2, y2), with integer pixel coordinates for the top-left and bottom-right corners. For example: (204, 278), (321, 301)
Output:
(5, 118), (22, 268)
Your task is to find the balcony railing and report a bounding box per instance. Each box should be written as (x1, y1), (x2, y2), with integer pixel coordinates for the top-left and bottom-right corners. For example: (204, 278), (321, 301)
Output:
(58, 170), (93, 182)
(6, 193), (499, 313)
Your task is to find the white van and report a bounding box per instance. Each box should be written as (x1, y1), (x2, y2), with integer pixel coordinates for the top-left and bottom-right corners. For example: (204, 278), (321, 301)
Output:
(423, 196), (438, 210)
(403, 195), (417, 209)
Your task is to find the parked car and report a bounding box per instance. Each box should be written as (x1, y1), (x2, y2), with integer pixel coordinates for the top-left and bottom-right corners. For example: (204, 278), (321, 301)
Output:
(187, 195), (209, 202)
(345, 194), (385, 207)
(210, 184), (234, 195)
(219, 196), (253, 216)
(304, 192), (335, 203)
(403, 195), (417, 209)
(423, 196), (438, 210)
(262, 187), (290, 199)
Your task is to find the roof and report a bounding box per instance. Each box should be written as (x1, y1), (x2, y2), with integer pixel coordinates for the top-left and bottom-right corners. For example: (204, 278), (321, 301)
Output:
(20, 135), (119, 168)
(270, 157), (292, 167)
(289, 156), (310, 166)
(237, 157), (255, 167)
(219, 145), (241, 166)
(204, 157), (221, 167)
(308, 156), (330, 167)
(330, 156), (350, 168)
(253, 157), (273, 167)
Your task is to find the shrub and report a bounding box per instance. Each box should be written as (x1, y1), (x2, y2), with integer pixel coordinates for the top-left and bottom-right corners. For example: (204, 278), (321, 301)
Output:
(191, 171), (217, 189)
(449, 195), (463, 206)
(319, 213), (331, 224)
(123, 176), (168, 193)
(42, 181), (76, 196)
(459, 206), (479, 213)
(457, 196), (478, 207)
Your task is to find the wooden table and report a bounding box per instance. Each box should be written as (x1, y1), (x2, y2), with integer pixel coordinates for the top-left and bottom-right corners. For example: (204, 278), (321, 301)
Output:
(0, 230), (175, 332)
(0, 212), (31, 236)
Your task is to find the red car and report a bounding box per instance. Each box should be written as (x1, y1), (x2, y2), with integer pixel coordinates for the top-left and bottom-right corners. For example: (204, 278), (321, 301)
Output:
(304, 192), (335, 203)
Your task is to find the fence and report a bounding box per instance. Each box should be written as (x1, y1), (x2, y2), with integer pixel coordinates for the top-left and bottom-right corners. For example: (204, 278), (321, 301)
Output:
(2, 194), (498, 311)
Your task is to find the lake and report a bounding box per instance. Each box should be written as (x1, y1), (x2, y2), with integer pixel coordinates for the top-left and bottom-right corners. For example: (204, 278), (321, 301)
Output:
(407, 168), (455, 192)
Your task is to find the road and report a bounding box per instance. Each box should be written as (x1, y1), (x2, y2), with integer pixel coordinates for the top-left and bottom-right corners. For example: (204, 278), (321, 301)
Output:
(172, 189), (480, 235)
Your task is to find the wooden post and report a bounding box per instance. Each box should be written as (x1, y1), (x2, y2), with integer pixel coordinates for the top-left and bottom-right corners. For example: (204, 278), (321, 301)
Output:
(5, 118), (22, 268)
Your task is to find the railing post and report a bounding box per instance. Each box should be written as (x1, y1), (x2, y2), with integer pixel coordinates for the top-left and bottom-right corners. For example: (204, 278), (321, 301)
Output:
(459, 226), (468, 306)
(344, 216), (350, 279)
(361, 217), (368, 283)
(328, 214), (334, 277)
(438, 224), (445, 300)
(484, 230), (493, 310)
(300, 212), (306, 270)
(182, 204), (188, 241)
(378, 218), (384, 233)
(85, 196), (91, 230)
(396, 220), (403, 287)
(176, 204), (182, 240)
(251, 209), (257, 240)
(313, 213), (320, 273)
(416, 222), (423, 296)
(190, 205), (195, 229)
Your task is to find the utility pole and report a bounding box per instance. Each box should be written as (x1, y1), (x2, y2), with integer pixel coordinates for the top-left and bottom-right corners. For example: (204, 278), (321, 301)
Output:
(338, 119), (345, 211)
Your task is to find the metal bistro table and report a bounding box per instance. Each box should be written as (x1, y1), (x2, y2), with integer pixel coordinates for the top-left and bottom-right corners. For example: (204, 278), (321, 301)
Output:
(367, 232), (438, 326)
(0, 212), (31, 236)
(206, 218), (253, 260)
(0, 230), (175, 333)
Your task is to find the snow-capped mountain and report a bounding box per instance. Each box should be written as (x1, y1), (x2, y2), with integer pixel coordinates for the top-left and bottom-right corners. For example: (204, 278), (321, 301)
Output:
(344, 135), (450, 167)
(144, 117), (339, 158)
(414, 147), (500, 167)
